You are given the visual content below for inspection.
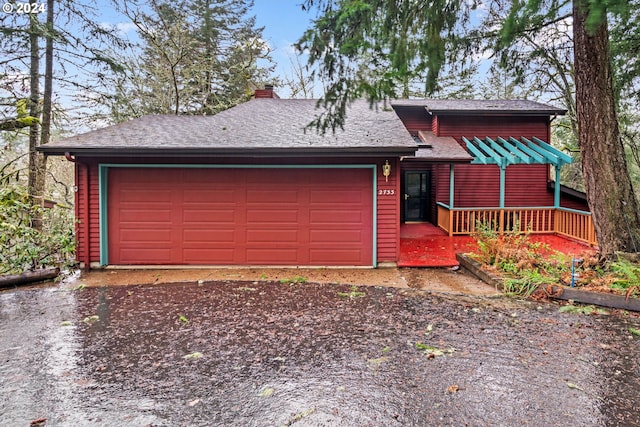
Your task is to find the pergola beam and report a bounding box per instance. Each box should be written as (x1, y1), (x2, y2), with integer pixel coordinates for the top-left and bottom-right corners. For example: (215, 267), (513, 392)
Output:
(460, 135), (574, 210)
(496, 137), (532, 164)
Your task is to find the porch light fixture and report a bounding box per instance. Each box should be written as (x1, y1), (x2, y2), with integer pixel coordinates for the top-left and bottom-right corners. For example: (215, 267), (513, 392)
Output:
(382, 160), (391, 182)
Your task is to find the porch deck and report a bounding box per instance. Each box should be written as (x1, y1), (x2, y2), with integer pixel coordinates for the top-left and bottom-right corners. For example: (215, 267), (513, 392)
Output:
(398, 223), (595, 268)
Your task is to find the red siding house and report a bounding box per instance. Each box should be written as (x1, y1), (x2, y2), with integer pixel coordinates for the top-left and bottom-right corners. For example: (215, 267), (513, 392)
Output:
(40, 88), (590, 268)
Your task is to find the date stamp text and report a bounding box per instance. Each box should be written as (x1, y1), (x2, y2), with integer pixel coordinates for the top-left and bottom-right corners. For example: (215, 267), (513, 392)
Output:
(2, 2), (47, 14)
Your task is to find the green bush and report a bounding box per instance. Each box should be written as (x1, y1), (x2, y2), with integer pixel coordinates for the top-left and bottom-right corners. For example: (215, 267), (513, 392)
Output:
(0, 187), (75, 274)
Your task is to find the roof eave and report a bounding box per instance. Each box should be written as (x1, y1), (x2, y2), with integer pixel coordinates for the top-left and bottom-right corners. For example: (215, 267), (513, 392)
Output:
(38, 146), (418, 158)
(426, 109), (567, 116)
(402, 156), (473, 163)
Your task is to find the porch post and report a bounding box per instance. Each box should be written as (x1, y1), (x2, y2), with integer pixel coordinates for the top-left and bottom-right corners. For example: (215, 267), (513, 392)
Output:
(499, 166), (506, 233)
(554, 165), (561, 208)
(499, 166), (505, 208)
(449, 164), (454, 208)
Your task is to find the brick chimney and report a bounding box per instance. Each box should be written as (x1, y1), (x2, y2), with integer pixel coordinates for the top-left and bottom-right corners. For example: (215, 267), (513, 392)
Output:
(254, 84), (280, 99)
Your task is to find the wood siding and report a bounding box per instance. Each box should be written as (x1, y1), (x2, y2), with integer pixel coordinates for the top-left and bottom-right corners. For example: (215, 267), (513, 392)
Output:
(436, 115), (550, 142)
(433, 163), (553, 208)
(393, 106), (433, 136)
(77, 156), (401, 266)
(376, 158), (400, 263)
(396, 107), (572, 210)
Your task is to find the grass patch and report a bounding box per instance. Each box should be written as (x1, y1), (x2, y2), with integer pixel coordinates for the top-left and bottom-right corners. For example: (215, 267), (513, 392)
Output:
(280, 276), (307, 285)
(337, 285), (366, 299)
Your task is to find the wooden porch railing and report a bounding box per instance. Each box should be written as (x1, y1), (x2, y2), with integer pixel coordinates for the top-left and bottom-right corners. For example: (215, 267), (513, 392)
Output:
(436, 203), (597, 246)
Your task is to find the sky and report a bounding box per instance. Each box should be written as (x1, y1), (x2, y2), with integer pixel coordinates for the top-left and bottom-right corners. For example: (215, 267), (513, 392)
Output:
(94, 0), (318, 98)
(252, 1), (318, 95)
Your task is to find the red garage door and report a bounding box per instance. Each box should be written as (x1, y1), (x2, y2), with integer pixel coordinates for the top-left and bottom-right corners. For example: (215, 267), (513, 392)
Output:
(107, 167), (374, 266)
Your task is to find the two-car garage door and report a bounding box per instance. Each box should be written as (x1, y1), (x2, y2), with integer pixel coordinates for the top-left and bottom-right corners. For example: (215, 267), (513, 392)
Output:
(107, 167), (374, 266)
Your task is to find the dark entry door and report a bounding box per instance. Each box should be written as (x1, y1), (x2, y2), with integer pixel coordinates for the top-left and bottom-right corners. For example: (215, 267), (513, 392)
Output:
(403, 171), (430, 222)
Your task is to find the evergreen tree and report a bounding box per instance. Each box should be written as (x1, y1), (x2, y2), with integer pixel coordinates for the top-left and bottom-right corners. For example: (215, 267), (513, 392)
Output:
(298, 0), (640, 258)
(113, 0), (275, 118)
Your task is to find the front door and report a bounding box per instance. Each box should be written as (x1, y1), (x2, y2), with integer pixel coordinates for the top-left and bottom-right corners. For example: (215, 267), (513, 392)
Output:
(403, 171), (430, 222)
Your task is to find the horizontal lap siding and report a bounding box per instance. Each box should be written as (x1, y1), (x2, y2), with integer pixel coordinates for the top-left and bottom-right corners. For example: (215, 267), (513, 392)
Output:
(376, 158), (400, 263)
(79, 157), (400, 266)
(434, 115), (554, 208)
(435, 163), (553, 208)
(506, 165), (553, 206)
(75, 160), (101, 265)
(74, 163), (85, 265)
(393, 106), (433, 136)
(436, 116), (550, 143)
(561, 197), (590, 211)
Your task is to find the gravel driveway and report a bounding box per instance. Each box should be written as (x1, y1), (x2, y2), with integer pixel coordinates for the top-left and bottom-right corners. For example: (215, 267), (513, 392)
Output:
(1, 278), (640, 426)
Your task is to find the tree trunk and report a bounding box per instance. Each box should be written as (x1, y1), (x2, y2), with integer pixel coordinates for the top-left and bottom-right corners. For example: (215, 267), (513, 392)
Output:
(573, 0), (640, 257)
(37, 0), (55, 202)
(28, 12), (42, 229)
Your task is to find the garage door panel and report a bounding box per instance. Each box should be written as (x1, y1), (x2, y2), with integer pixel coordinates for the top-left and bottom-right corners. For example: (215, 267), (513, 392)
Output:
(247, 210), (299, 223)
(184, 189), (235, 203)
(309, 229), (362, 243)
(183, 248), (235, 263)
(118, 208), (172, 223)
(120, 229), (172, 242)
(310, 189), (365, 203)
(119, 189), (172, 203)
(246, 229), (298, 243)
(183, 229), (235, 243)
(310, 209), (365, 223)
(183, 209), (236, 223)
(246, 248), (299, 263)
(309, 249), (364, 264)
(108, 167), (373, 265)
(247, 189), (299, 203)
(120, 248), (172, 263)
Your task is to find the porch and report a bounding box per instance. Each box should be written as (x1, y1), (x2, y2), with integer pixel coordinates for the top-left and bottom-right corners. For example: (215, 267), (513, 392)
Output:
(398, 209), (596, 268)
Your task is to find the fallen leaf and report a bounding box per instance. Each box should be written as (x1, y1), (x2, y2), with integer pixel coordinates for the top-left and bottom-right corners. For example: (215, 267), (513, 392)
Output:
(447, 384), (459, 393)
(183, 352), (203, 359)
(188, 398), (200, 407)
(567, 382), (584, 391)
(258, 387), (274, 397)
(82, 315), (99, 324)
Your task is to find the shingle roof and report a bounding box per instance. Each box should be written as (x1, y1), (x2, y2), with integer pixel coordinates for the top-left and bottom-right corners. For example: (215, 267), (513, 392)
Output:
(391, 99), (566, 115)
(40, 99), (418, 157)
(407, 131), (473, 162)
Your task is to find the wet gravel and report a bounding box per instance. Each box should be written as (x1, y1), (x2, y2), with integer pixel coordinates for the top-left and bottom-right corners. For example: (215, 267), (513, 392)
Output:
(2, 280), (640, 426)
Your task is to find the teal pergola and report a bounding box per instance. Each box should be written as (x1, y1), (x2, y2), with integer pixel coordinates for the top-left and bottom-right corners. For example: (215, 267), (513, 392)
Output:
(460, 136), (573, 208)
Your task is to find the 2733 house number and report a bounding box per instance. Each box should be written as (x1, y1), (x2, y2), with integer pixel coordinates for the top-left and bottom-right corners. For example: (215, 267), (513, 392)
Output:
(378, 189), (395, 195)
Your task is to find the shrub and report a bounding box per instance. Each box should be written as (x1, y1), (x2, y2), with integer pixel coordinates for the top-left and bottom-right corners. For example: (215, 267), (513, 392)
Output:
(0, 187), (75, 274)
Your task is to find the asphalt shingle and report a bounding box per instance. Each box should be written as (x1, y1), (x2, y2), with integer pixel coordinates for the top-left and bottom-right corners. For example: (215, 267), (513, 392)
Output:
(41, 99), (417, 155)
(391, 99), (566, 115)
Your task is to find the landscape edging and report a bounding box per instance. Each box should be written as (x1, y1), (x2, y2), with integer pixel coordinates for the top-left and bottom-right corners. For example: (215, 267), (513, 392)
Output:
(456, 253), (640, 312)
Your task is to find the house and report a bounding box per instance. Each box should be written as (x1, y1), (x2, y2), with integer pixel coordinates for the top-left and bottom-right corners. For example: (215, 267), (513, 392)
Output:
(39, 86), (591, 269)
